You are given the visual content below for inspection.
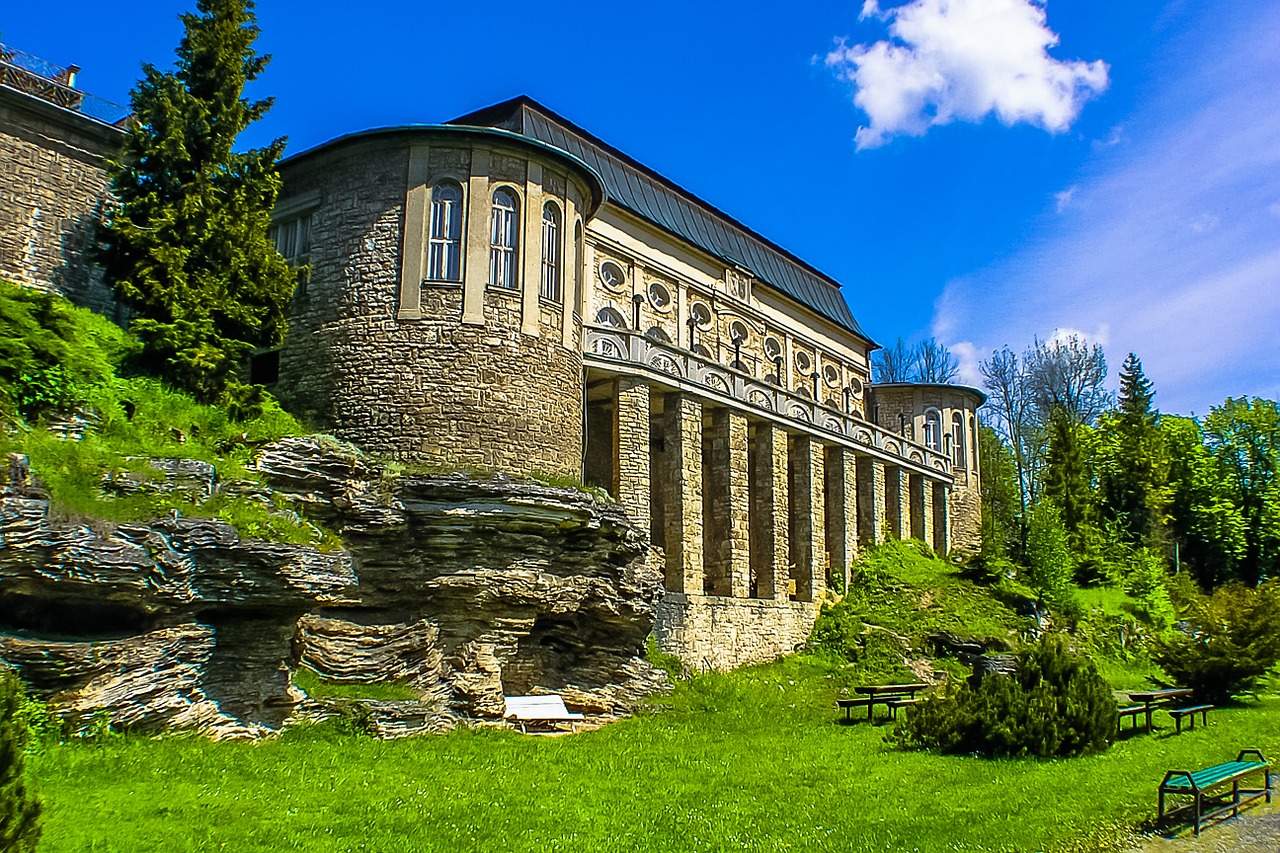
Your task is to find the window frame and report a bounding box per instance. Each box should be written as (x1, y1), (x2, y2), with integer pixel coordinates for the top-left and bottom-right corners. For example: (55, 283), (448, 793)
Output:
(427, 180), (465, 283)
(540, 200), (562, 302)
(489, 186), (521, 290)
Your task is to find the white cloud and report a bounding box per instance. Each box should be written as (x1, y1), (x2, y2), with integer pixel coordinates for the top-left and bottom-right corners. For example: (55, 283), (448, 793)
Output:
(929, 4), (1280, 414)
(827, 0), (1109, 149)
(1054, 186), (1076, 212)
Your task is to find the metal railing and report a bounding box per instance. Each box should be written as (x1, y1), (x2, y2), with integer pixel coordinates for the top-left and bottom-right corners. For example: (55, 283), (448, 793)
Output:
(583, 325), (953, 476)
(0, 43), (128, 126)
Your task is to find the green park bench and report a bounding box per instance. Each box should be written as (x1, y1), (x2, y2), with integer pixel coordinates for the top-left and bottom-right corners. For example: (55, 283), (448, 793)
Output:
(1157, 748), (1272, 835)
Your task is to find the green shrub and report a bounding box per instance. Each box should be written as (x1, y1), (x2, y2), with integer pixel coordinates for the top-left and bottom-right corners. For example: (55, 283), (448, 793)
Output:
(1025, 500), (1079, 615)
(893, 635), (1117, 758)
(1152, 580), (1280, 703)
(1123, 548), (1175, 631)
(0, 670), (42, 852)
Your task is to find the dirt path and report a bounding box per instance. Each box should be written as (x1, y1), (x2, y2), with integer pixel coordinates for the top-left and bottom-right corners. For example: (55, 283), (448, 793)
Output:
(1126, 802), (1280, 853)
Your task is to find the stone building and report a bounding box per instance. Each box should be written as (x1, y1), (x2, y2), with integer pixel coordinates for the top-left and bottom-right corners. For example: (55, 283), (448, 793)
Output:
(270, 97), (986, 669)
(0, 46), (985, 671)
(0, 44), (126, 316)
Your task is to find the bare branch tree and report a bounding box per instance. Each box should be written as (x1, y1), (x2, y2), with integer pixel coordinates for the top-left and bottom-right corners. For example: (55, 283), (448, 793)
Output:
(1026, 335), (1112, 426)
(916, 338), (959, 383)
(873, 337), (917, 383)
(980, 346), (1033, 547)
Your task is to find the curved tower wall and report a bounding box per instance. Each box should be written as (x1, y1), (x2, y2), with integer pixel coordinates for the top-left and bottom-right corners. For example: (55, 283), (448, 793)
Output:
(274, 129), (599, 479)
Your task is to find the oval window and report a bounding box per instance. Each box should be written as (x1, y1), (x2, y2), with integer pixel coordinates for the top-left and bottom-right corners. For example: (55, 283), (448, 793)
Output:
(689, 302), (712, 327)
(729, 320), (749, 344)
(648, 281), (671, 310)
(794, 350), (813, 374)
(763, 336), (782, 361)
(823, 363), (841, 386)
(599, 260), (626, 290)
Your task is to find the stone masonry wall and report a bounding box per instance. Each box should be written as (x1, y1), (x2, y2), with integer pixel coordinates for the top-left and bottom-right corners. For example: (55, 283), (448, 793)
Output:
(274, 139), (584, 479)
(0, 89), (121, 314)
(655, 593), (817, 671)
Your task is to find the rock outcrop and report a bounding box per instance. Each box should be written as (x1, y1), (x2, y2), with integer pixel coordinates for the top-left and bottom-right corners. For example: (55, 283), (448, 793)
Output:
(0, 438), (666, 738)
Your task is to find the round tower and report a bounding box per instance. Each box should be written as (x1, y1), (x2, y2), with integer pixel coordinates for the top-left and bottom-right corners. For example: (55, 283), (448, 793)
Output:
(271, 126), (605, 479)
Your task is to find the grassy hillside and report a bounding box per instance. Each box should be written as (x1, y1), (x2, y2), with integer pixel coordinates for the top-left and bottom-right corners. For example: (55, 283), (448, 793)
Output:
(0, 280), (328, 548)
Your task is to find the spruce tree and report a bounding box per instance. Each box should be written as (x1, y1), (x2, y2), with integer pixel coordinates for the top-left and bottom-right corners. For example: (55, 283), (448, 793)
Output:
(99, 0), (293, 412)
(0, 670), (41, 853)
(1098, 354), (1170, 547)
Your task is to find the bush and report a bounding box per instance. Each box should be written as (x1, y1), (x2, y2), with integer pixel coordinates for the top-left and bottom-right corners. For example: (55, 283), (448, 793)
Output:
(1025, 500), (1079, 615)
(893, 635), (1116, 758)
(0, 669), (41, 852)
(1152, 580), (1280, 703)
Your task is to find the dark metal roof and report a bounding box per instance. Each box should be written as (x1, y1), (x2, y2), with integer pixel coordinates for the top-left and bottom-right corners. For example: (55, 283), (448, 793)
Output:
(450, 96), (872, 343)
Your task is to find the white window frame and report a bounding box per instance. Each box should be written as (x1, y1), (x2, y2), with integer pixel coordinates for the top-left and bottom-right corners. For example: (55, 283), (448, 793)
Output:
(540, 201), (562, 302)
(489, 187), (520, 290)
(427, 181), (464, 282)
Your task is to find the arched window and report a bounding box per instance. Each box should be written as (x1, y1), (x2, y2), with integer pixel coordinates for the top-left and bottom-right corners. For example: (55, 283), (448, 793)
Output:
(595, 307), (626, 328)
(952, 412), (967, 468)
(924, 408), (943, 451)
(489, 188), (519, 289)
(645, 326), (672, 344)
(427, 181), (463, 282)
(540, 201), (561, 302)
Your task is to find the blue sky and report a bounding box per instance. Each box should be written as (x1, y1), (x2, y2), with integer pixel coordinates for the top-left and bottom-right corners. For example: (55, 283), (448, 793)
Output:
(4, 1), (1277, 416)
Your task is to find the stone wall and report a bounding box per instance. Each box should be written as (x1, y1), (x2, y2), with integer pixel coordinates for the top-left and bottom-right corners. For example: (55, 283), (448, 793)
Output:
(0, 87), (121, 314)
(654, 593), (817, 671)
(274, 133), (589, 479)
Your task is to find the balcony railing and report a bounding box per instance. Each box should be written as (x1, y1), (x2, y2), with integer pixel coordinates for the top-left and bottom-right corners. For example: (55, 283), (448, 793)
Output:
(584, 325), (952, 477)
(0, 43), (128, 126)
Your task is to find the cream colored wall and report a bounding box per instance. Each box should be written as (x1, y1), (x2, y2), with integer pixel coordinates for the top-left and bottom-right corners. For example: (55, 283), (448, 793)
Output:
(582, 205), (873, 417)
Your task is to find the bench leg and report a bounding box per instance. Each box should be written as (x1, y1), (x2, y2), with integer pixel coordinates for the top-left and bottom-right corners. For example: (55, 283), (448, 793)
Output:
(1233, 781), (1240, 819)
(1193, 792), (1201, 836)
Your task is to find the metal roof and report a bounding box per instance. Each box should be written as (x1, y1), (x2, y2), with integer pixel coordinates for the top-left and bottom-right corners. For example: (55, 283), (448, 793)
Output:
(450, 97), (872, 343)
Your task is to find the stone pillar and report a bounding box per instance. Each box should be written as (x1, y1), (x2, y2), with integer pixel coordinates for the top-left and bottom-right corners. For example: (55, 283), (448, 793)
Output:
(909, 472), (926, 542)
(613, 379), (651, 537)
(396, 144), (430, 320)
(856, 455), (885, 548)
(885, 465), (908, 540)
(706, 409), (750, 598)
(789, 435), (825, 602)
(825, 446), (859, 594)
(751, 422), (788, 602)
(461, 149), (491, 326)
(520, 162), (544, 337)
(933, 482), (951, 556)
(921, 477), (934, 550)
(662, 393), (703, 594)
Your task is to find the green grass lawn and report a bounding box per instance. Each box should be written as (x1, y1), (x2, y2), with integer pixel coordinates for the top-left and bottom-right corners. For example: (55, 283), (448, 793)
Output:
(28, 657), (1280, 853)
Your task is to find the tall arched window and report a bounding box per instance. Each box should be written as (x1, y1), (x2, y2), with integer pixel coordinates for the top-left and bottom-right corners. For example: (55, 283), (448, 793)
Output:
(489, 188), (519, 289)
(574, 220), (585, 316)
(952, 412), (967, 468)
(427, 181), (463, 282)
(540, 201), (562, 302)
(924, 408), (943, 451)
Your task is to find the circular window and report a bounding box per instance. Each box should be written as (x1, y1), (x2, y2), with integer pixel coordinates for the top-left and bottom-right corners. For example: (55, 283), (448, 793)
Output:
(848, 376), (865, 396)
(599, 260), (626, 290)
(823, 363), (841, 386)
(794, 350), (813, 374)
(729, 320), (749, 344)
(689, 302), (712, 328)
(648, 281), (671, 311)
(763, 336), (782, 361)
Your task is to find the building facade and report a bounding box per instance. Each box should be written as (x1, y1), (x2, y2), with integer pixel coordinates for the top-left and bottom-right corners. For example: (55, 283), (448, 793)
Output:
(270, 98), (986, 669)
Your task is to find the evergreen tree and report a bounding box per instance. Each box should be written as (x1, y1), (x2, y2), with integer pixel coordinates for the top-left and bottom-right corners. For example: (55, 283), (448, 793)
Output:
(1097, 353), (1170, 548)
(0, 670), (41, 853)
(99, 0), (293, 412)
(1043, 407), (1094, 552)
(979, 425), (1021, 559)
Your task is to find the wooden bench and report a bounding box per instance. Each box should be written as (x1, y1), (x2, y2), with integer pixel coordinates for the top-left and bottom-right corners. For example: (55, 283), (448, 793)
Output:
(1158, 749), (1272, 835)
(1168, 704), (1214, 734)
(886, 697), (919, 720)
(1117, 705), (1145, 734)
(503, 695), (585, 734)
(837, 697), (876, 721)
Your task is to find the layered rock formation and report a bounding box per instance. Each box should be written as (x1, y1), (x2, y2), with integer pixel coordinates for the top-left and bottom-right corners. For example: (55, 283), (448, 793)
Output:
(0, 438), (666, 738)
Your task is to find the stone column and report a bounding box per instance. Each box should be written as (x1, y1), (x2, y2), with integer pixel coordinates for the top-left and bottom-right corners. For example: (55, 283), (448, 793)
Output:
(856, 455), (885, 548)
(461, 149), (491, 326)
(909, 472), (926, 542)
(396, 144), (430, 320)
(751, 422), (788, 602)
(789, 435), (825, 602)
(613, 378), (651, 537)
(662, 393), (703, 594)
(920, 478), (934, 550)
(520, 162), (544, 337)
(825, 446), (859, 594)
(933, 482), (951, 556)
(706, 409), (750, 598)
(884, 465), (908, 540)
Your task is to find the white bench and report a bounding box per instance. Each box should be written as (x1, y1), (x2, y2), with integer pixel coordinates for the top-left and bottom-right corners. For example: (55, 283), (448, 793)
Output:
(503, 694), (585, 733)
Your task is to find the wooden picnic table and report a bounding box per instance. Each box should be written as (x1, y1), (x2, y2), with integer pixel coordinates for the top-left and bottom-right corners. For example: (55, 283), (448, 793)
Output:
(838, 683), (930, 722)
(1128, 688), (1195, 733)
